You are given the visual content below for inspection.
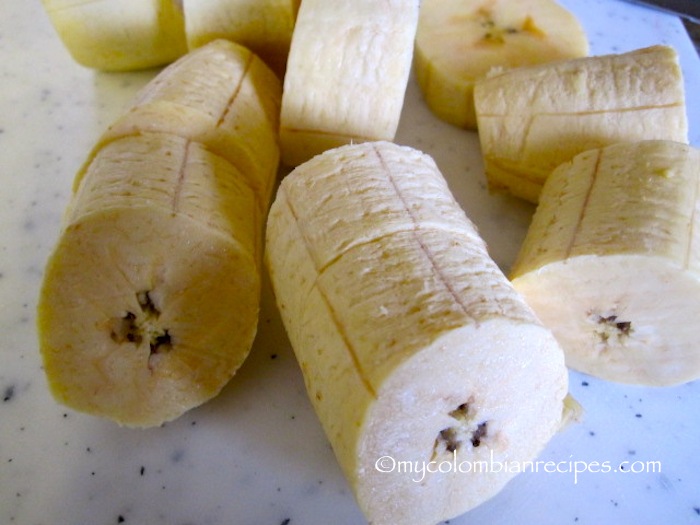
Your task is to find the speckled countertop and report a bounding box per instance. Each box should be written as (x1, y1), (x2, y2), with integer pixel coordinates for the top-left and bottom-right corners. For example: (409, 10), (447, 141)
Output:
(1, 1), (700, 524)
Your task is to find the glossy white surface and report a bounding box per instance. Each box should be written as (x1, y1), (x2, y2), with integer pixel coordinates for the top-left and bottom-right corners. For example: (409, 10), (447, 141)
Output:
(1, 1), (699, 524)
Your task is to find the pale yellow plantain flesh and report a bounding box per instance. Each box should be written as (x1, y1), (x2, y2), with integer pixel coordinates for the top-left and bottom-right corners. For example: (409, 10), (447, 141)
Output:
(37, 40), (281, 427)
(41, 0), (187, 71)
(415, 0), (588, 129)
(79, 39), (282, 212)
(265, 141), (568, 524)
(39, 134), (260, 427)
(183, 0), (300, 78)
(511, 140), (700, 387)
(278, 0), (420, 166)
(474, 45), (688, 203)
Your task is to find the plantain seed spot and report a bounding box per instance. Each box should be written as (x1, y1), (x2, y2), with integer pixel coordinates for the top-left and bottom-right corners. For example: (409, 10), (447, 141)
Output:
(109, 292), (172, 366)
(137, 291), (160, 318)
(592, 313), (633, 343)
(432, 401), (490, 458)
(150, 330), (172, 355)
(471, 421), (488, 447)
(109, 312), (141, 344)
(448, 402), (470, 421)
(439, 427), (461, 453)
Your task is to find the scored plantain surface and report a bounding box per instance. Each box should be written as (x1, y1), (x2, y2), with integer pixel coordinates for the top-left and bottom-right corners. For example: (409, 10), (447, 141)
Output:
(511, 140), (700, 387)
(474, 45), (688, 203)
(279, 0), (420, 167)
(265, 140), (569, 525)
(37, 40), (281, 428)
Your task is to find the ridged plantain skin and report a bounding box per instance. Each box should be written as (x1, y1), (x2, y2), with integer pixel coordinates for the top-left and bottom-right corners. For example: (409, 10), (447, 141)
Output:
(37, 40), (281, 427)
(512, 140), (700, 386)
(265, 141), (568, 525)
(474, 45), (688, 203)
(278, 0), (420, 167)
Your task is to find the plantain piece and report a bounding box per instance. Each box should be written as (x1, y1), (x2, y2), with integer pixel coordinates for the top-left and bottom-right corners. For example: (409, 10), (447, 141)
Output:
(37, 41), (282, 427)
(183, 0), (300, 78)
(278, 0), (420, 167)
(41, 0), (187, 71)
(561, 394), (584, 430)
(80, 39), (282, 212)
(415, 0), (588, 129)
(265, 141), (568, 524)
(39, 134), (260, 427)
(474, 45), (688, 203)
(511, 140), (700, 387)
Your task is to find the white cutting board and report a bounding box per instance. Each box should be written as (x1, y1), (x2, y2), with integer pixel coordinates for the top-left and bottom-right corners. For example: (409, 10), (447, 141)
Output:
(0, 1), (698, 524)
